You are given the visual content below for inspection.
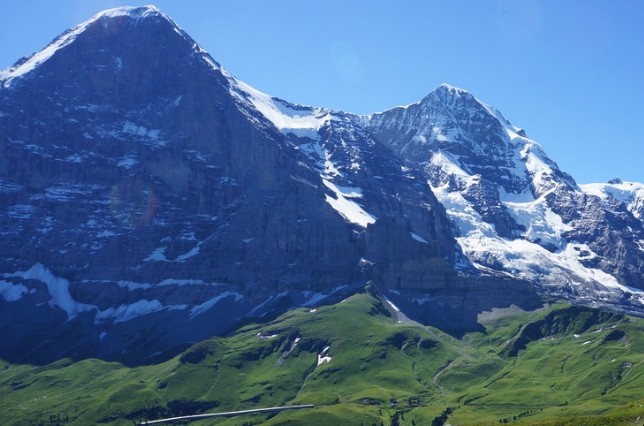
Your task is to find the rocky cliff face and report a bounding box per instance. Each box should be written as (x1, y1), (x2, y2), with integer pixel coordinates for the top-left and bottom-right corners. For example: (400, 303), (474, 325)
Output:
(0, 6), (640, 364)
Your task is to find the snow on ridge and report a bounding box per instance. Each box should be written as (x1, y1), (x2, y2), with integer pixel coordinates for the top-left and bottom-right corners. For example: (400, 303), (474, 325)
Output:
(383, 296), (401, 312)
(1, 5), (184, 87)
(581, 181), (644, 219)
(437, 83), (469, 95)
(227, 73), (331, 138)
(97, 5), (163, 20)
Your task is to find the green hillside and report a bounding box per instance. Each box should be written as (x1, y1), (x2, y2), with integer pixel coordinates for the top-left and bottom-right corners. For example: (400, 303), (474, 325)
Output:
(1, 287), (642, 425)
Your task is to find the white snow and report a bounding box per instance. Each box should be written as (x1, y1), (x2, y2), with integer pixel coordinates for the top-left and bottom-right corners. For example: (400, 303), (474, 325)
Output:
(317, 355), (332, 365)
(317, 345), (332, 366)
(302, 292), (328, 307)
(144, 247), (168, 262)
(0, 280), (29, 301)
(176, 246), (200, 261)
(323, 180), (376, 228)
(0, 6), (169, 87)
(96, 299), (163, 323)
(248, 291), (289, 315)
(190, 291), (244, 319)
(257, 332), (278, 339)
(4, 264), (94, 319)
(431, 181), (644, 305)
(581, 181), (644, 220)
(383, 297), (401, 312)
(430, 152), (472, 181)
(502, 192), (572, 250)
(411, 232), (429, 244)
(228, 74), (331, 139)
(158, 278), (210, 287)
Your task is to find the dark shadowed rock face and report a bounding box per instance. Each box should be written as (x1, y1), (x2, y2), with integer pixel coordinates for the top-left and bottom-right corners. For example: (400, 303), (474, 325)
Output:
(0, 6), (640, 364)
(0, 6), (517, 364)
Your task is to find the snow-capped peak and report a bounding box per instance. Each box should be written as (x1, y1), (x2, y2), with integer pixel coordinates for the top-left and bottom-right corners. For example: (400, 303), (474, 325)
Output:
(97, 5), (164, 20)
(436, 83), (469, 95)
(0, 5), (183, 88)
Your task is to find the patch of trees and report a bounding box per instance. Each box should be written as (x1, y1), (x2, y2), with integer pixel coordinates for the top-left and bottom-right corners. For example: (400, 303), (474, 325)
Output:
(431, 407), (453, 426)
(499, 409), (536, 423)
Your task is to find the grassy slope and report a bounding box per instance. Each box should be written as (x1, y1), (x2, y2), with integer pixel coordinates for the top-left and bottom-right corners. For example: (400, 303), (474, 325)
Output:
(0, 288), (642, 426)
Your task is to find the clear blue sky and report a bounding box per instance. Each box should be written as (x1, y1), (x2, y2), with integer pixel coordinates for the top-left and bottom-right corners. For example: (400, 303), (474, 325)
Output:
(1, 0), (643, 184)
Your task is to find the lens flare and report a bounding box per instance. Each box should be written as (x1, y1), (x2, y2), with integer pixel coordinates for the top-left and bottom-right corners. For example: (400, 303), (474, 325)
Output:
(109, 178), (157, 227)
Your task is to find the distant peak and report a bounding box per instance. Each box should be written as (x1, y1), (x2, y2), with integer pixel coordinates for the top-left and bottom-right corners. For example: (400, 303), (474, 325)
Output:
(417, 83), (476, 107)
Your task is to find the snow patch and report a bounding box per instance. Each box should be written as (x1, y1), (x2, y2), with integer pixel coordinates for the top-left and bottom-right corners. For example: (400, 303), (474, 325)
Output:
(176, 246), (200, 261)
(96, 299), (165, 323)
(0, 280), (29, 301)
(317, 346), (332, 366)
(145, 247), (168, 262)
(383, 297), (401, 312)
(323, 180), (375, 228)
(411, 232), (429, 244)
(303, 292), (328, 307)
(190, 291), (244, 319)
(4, 264), (94, 319)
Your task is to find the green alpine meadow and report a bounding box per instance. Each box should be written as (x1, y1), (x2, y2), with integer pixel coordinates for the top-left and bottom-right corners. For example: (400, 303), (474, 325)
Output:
(1, 287), (642, 425)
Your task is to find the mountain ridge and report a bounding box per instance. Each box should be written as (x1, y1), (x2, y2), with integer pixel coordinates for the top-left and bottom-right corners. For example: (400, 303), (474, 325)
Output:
(0, 5), (642, 365)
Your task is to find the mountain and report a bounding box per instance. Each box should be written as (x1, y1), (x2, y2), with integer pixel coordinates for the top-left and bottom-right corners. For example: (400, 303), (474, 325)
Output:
(0, 6), (642, 365)
(364, 85), (644, 310)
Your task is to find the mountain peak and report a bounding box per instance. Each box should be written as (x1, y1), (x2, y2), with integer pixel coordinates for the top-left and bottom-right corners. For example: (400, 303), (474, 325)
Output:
(1, 5), (203, 88)
(92, 5), (179, 28)
(96, 5), (164, 19)
(436, 83), (469, 95)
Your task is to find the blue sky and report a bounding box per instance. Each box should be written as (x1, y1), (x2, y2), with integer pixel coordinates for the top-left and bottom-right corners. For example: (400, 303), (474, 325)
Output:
(1, 0), (643, 183)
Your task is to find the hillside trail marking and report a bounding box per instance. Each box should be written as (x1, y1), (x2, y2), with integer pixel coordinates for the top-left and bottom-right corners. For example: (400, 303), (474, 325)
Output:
(139, 404), (315, 424)
(432, 360), (455, 384)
